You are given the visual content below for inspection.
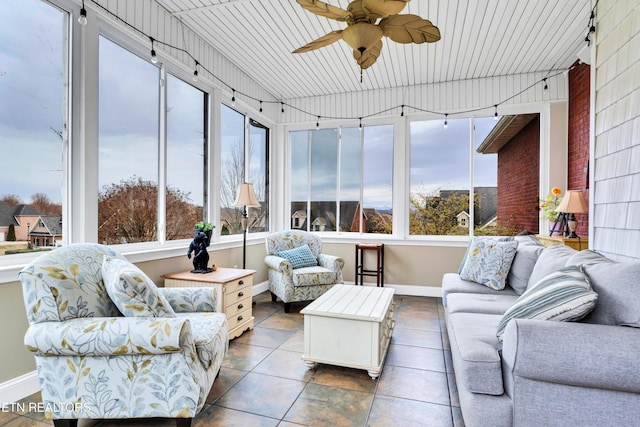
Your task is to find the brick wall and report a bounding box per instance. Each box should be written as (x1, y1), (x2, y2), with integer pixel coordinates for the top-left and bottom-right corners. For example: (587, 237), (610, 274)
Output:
(497, 117), (540, 233)
(567, 62), (590, 237)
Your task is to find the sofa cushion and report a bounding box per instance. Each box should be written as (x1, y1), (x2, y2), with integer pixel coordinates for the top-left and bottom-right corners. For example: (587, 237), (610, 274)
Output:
(527, 244), (577, 288)
(102, 256), (176, 318)
(459, 239), (518, 290)
(582, 259), (640, 327)
(566, 249), (612, 267)
(277, 244), (318, 269)
(507, 235), (545, 295)
(448, 312), (504, 395)
(442, 273), (518, 307)
(292, 266), (338, 287)
(496, 265), (597, 341)
(447, 293), (519, 316)
(458, 236), (515, 274)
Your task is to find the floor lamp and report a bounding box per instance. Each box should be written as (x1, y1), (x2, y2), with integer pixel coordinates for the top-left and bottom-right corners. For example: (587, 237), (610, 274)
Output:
(233, 182), (260, 269)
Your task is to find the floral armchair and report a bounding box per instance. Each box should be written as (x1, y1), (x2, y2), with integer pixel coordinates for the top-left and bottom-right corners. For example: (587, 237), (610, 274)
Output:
(19, 244), (228, 427)
(264, 230), (345, 312)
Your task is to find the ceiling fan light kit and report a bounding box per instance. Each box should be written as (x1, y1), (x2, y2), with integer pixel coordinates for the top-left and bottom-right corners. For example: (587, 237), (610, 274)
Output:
(293, 0), (441, 79)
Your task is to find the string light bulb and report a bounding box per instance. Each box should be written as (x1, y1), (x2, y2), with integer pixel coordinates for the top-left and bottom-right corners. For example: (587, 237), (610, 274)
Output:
(494, 105), (499, 121)
(359, 118), (362, 129)
(444, 114), (448, 129)
(149, 37), (158, 64)
(193, 61), (199, 82)
(78, 1), (87, 25)
(231, 89), (236, 106)
(259, 101), (263, 113)
(400, 105), (404, 117)
(316, 116), (320, 129)
(543, 78), (548, 90)
(281, 102), (285, 113)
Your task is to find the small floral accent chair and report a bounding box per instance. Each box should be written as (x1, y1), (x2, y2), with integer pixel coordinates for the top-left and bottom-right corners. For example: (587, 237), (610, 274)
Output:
(19, 243), (228, 427)
(265, 230), (345, 312)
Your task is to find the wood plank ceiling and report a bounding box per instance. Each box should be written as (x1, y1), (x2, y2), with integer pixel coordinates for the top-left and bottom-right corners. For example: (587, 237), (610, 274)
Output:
(155, 0), (592, 101)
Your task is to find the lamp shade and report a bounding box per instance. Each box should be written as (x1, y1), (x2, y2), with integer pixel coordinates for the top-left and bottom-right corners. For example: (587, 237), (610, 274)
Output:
(232, 182), (260, 207)
(556, 190), (588, 213)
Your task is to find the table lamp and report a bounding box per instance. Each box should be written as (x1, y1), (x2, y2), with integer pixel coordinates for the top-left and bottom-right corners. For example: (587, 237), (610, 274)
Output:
(233, 182), (260, 268)
(556, 190), (588, 238)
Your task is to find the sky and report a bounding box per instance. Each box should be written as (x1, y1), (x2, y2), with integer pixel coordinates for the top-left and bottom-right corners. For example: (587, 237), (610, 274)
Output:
(0, 0), (499, 211)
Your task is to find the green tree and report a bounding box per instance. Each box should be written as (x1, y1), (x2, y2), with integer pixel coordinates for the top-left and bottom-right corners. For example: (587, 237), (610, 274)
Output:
(409, 189), (470, 236)
(6, 224), (16, 241)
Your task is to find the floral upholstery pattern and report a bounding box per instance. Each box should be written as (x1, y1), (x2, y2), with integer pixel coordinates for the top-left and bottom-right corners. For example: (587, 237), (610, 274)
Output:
(265, 230), (344, 311)
(19, 244), (228, 423)
(102, 256), (175, 318)
(159, 287), (219, 313)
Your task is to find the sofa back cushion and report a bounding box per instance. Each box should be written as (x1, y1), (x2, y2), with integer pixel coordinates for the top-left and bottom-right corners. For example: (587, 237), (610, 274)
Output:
(582, 260), (640, 327)
(527, 244), (577, 288)
(19, 243), (124, 323)
(507, 235), (545, 295)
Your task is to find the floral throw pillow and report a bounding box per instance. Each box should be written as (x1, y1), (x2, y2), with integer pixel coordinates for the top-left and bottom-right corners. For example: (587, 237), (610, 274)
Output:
(102, 256), (175, 318)
(459, 238), (519, 290)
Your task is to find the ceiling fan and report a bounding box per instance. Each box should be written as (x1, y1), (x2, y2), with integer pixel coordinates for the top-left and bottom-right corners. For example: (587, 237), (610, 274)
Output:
(292, 0), (441, 80)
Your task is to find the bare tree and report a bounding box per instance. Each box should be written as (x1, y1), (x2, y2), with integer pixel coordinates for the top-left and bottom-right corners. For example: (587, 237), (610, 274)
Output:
(30, 193), (62, 216)
(1, 194), (22, 206)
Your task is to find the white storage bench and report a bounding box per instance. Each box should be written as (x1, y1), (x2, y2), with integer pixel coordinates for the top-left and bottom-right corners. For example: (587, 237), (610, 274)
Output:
(301, 284), (395, 379)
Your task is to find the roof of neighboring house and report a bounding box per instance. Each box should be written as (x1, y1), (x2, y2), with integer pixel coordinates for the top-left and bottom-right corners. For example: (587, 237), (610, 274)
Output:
(40, 216), (63, 236)
(476, 114), (539, 154)
(440, 187), (498, 228)
(0, 201), (41, 227)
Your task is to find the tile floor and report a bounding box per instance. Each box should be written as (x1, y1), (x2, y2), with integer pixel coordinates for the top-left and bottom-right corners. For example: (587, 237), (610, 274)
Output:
(1, 291), (464, 427)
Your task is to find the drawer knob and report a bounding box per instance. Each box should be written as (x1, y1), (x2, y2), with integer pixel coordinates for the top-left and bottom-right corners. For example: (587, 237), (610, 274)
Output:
(238, 291), (244, 297)
(237, 315), (243, 321)
(239, 280), (244, 285)
(237, 303), (243, 309)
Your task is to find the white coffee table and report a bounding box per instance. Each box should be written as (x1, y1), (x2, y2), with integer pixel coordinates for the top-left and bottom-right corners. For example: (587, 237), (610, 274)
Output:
(301, 284), (395, 379)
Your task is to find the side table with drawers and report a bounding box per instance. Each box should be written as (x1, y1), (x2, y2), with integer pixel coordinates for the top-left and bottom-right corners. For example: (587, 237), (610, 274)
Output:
(162, 267), (256, 340)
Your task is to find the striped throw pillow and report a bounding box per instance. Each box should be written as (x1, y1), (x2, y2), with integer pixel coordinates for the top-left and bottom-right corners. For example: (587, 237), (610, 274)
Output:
(496, 265), (597, 341)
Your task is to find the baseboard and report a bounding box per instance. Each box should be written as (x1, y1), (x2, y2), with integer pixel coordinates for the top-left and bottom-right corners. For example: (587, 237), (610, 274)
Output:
(254, 280), (442, 298)
(0, 370), (39, 403)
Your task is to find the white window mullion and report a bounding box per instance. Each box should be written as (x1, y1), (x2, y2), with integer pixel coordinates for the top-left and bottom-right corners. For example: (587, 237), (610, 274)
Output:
(157, 67), (167, 244)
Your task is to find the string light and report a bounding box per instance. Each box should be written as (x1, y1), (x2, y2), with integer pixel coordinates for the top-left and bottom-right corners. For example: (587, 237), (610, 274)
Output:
(84, 0), (576, 129)
(494, 105), (498, 121)
(444, 113), (448, 129)
(316, 116), (320, 129)
(149, 37), (158, 64)
(78, 0), (87, 25)
(231, 89), (236, 106)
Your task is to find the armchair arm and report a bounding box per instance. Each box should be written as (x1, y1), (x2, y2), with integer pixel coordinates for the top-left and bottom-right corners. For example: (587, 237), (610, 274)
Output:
(158, 287), (219, 313)
(25, 317), (192, 357)
(318, 253), (345, 271)
(502, 319), (640, 393)
(265, 255), (292, 274)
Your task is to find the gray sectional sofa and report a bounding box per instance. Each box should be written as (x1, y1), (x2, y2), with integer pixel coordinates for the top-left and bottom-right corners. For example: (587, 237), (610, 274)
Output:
(442, 235), (640, 427)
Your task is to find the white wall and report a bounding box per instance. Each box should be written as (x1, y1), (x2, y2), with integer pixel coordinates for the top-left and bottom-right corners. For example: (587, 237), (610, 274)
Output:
(592, 0), (640, 260)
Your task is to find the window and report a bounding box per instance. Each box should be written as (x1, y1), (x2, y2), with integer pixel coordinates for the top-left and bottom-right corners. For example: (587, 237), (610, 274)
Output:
(98, 36), (159, 245)
(166, 74), (207, 240)
(410, 119), (471, 236)
(0, 0), (68, 253)
(220, 105), (269, 236)
(98, 38), (209, 245)
(290, 125), (394, 234)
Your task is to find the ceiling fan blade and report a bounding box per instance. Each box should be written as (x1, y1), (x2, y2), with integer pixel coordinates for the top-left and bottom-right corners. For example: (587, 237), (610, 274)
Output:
(296, 0), (352, 22)
(361, 0), (410, 19)
(380, 14), (441, 44)
(354, 39), (383, 70)
(293, 30), (344, 53)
